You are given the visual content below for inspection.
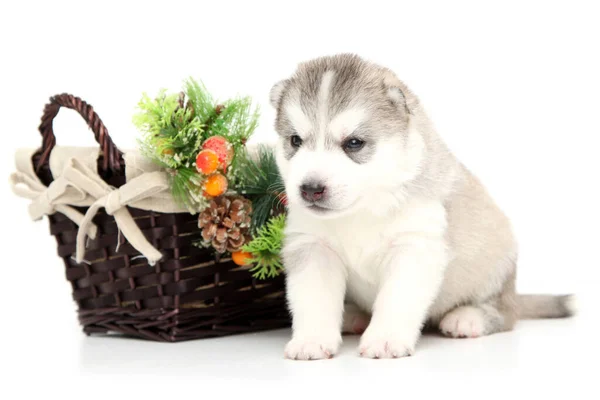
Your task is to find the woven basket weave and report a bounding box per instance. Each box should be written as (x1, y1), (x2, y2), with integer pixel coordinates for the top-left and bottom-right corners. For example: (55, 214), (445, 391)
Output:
(29, 93), (290, 342)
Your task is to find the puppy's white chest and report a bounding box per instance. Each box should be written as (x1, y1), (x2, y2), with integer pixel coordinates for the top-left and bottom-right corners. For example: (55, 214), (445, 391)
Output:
(288, 199), (447, 286)
(311, 212), (398, 313)
(331, 217), (392, 277)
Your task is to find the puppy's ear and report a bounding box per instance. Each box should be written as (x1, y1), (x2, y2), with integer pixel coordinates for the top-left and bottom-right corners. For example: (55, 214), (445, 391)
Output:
(269, 79), (289, 109)
(387, 87), (408, 109)
(382, 70), (419, 115)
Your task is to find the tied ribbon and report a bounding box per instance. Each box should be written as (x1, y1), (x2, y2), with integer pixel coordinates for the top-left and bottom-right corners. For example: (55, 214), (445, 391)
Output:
(10, 155), (171, 266)
(10, 166), (98, 239)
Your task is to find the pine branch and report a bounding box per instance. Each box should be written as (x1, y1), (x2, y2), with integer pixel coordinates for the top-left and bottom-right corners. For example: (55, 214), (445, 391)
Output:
(242, 214), (286, 279)
(183, 78), (215, 123)
(132, 77), (261, 212)
(171, 167), (207, 213)
(232, 145), (286, 232)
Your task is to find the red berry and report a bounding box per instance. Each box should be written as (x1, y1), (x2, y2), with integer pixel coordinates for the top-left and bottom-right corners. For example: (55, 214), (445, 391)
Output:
(195, 149), (219, 174)
(203, 136), (234, 168)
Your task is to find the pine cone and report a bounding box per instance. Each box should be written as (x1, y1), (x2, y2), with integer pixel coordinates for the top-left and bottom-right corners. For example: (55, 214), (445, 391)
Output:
(198, 195), (253, 254)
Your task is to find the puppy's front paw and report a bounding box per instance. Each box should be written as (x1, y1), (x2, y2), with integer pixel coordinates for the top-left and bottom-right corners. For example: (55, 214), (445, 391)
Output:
(284, 335), (342, 361)
(358, 328), (417, 359)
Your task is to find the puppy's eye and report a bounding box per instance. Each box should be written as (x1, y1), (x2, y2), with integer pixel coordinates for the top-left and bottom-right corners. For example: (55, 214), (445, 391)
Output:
(290, 135), (303, 148)
(343, 138), (365, 152)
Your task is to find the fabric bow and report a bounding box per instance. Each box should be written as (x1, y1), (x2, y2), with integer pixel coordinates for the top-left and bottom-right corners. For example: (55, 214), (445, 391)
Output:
(10, 158), (99, 240)
(11, 151), (174, 266)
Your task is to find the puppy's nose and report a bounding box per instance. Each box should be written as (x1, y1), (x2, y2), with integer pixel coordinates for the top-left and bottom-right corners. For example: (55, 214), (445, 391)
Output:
(300, 183), (326, 202)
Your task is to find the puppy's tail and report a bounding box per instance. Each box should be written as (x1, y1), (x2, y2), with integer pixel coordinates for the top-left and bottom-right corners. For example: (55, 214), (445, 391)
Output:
(517, 294), (577, 319)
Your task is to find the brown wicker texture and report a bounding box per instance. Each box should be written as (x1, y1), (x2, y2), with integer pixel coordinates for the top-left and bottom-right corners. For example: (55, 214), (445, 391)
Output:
(32, 93), (290, 342)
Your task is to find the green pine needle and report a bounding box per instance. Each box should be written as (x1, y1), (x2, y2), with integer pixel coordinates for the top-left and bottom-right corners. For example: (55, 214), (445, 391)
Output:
(183, 78), (215, 123)
(242, 214), (286, 279)
(170, 167), (208, 213)
(233, 145), (286, 232)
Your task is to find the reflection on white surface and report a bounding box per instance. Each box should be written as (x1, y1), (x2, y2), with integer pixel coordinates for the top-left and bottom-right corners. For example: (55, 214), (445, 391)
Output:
(76, 317), (584, 382)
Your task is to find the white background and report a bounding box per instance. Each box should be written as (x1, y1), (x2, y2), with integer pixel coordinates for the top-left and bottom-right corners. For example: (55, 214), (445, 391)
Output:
(1, 1), (598, 398)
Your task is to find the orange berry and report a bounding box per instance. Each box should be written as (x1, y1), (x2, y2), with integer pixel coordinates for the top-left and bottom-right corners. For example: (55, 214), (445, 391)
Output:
(203, 173), (228, 197)
(195, 149), (219, 174)
(203, 136), (234, 168)
(232, 251), (253, 266)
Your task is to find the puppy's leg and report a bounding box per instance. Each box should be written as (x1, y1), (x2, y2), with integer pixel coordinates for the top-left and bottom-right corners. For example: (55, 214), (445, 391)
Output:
(439, 304), (511, 338)
(341, 303), (371, 335)
(359, 236), (448, 358)
(439, 272), (518, 338)
(283, 242), (346, 360)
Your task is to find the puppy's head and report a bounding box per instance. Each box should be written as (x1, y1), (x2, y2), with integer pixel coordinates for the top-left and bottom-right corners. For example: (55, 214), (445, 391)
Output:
(270, 54), (423, 218)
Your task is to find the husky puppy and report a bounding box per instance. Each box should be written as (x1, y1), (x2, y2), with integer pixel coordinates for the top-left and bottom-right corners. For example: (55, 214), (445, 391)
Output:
(269, 54), (575, 360)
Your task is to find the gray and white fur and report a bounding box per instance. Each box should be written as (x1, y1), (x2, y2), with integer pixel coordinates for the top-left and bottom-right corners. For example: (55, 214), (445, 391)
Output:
(268, 54), (575, 360)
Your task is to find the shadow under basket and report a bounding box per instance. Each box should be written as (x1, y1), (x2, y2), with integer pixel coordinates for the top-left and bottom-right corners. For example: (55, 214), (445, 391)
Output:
(31, 93), (290, 342)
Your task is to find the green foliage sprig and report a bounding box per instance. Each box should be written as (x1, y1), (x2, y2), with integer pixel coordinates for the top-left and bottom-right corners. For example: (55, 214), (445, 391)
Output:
(132, 78), (260, 212)
(242, 213), (286, 279)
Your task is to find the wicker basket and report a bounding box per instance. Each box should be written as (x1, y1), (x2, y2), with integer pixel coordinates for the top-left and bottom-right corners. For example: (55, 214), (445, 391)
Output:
(20, 93), (290, 342)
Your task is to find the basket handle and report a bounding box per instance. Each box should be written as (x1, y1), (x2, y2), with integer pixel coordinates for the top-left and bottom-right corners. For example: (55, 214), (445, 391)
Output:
(35, 93), (123, 173)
